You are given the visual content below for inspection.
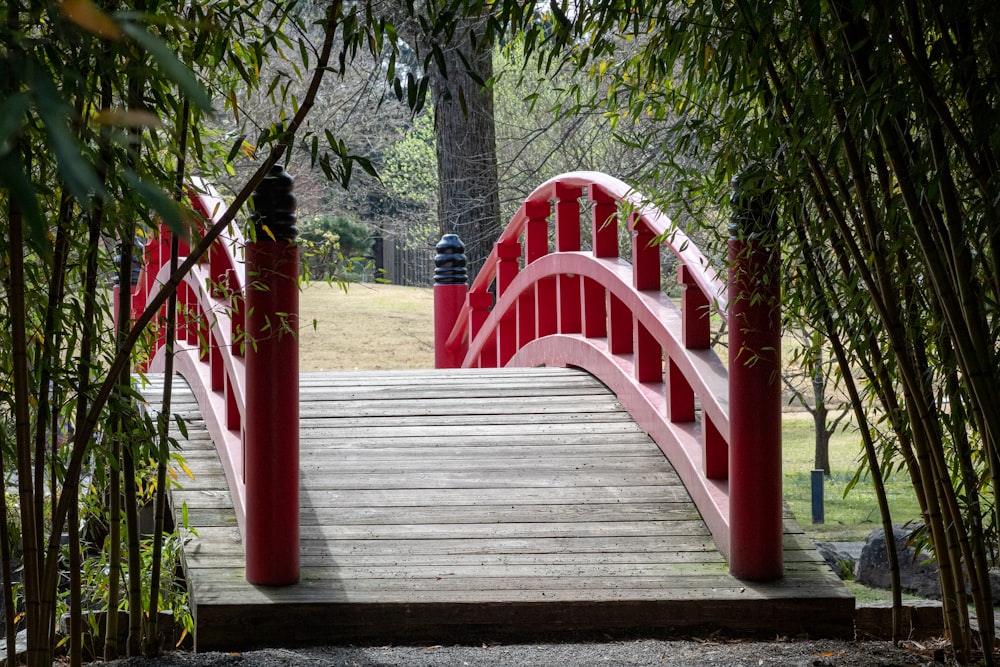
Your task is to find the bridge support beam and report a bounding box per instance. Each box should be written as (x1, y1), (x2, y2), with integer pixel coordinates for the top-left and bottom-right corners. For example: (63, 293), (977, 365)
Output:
(727, 170), (783, 582)
(244, 164), (300, 586)
(434, 234), (469, 368)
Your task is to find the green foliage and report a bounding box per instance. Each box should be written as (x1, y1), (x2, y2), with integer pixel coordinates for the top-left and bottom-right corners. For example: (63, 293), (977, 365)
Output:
(298, 215), (375, 282)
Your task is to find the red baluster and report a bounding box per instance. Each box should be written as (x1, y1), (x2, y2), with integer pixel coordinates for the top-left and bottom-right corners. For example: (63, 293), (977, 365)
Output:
(554, 182), (582, 333)
(496, 239), (521, 366)
(607, 293), (632, 354)
(679, 265), (711, 350)
(582, 277), (607, 338)
(633, 320), (661, 383)
(631, 214), (659, 291)
(519, 201), (549, 347)
(666, 359), (694, 422)
(468, 289), (495, 367)
(588, 184), (618, 258)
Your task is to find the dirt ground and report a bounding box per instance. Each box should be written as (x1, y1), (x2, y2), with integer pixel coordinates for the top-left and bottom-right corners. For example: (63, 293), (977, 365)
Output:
(85, 636), (970, 667)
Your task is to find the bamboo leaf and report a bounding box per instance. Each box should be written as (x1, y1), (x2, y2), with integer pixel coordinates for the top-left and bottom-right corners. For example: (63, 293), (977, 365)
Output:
(125, 171), (186, 236)
(0, 151), (49, 260)
(121, 22), (213, 113)
(60, 0), (122, 40)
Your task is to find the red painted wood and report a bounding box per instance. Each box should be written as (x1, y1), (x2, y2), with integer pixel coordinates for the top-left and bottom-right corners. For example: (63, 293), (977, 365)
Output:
(679, 265), (711, 350)
(459, 228), (732, 561)
(536, 278), (558, 338)
(634, 319), (662, 383)
(231, 291), (246, 358)
(553, 182), (582, 252)
(631, 214), (660, 291)
(666, 358), (695, 423)
(142, 179), (251, 543)
(607, 293), (632, 354)
(244, 239), (300, 586)
(704, 415), (728, 480)
(517, 289), (536, 348)
(434, 283), (468, 368)
(588, 184), (619, 258)
(210, 334), (224, 392)
(558, 275), (582, 334)
(727, 235), (782, 582)
(468, 289), (495, 367)
(524, 202), (550, 263)
(497, 240), (521, 365)
(508, 334), (731, 560)
(226, 374), (241, 432)
(582, 277), (607, 338)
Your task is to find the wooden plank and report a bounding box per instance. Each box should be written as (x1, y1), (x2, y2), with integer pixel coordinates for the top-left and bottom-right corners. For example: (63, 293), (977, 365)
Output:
(139, 367), (854, 651)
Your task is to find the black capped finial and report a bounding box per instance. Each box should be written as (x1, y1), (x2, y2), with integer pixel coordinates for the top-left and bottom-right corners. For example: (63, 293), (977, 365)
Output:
(250, 164), (298, 240)
(729, 167), (776, 241)
(434, 234), (467, 285)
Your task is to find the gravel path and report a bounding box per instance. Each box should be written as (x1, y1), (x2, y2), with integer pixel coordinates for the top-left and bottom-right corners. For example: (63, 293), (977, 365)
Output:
(91, 638), (949, 666)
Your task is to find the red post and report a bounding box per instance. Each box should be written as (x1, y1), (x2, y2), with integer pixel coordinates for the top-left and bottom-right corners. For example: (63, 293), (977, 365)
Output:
(496, 239), (521, 366)
(588, 184), (618, 258)
(433, 234), (468, 369)
(468, 289), (495, 367)
(519, 201), (549, 347)
(244, 164), (299, 586)
(727, 170), (782, 582)
(630, 214), (659, 291)
(678, 265), (711, 350)
(554, 182), (582, 334)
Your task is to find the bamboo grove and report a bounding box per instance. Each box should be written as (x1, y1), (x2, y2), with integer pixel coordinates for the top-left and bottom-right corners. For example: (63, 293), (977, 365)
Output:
(0, 1), (399, 665)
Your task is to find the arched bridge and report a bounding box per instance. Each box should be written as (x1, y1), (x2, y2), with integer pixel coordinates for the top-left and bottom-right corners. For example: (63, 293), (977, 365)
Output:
(131, 170), (852, 651)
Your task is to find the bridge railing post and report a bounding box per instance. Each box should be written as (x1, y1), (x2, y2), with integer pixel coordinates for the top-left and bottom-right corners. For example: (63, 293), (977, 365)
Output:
(244, 164), (300, 586)
(727, 168), (783, 582)
(434, 234), (468, 368)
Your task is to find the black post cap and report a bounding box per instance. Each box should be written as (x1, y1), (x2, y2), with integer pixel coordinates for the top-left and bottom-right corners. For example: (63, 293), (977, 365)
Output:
(729, 167), (777, 241)
(434, 234), (467, 285)
(250, 164), (298, 241)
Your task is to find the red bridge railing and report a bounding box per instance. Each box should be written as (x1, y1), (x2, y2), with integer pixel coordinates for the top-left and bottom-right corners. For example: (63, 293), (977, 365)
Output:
(134, 168), (300, 586)
(434, 171), (783, 581)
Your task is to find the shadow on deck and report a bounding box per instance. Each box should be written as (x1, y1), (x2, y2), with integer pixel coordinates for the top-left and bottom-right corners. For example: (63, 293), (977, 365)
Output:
(141, 367), (854, 652)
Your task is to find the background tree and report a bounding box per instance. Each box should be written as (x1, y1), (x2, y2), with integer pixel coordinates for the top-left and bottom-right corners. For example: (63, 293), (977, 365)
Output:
(782, 328), (850, 475)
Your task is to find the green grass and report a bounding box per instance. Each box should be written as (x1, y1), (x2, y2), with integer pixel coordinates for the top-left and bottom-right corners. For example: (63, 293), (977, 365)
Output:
(782, 412), (923, 543)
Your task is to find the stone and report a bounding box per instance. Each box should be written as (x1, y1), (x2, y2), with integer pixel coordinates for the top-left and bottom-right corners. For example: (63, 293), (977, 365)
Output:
(854, 526), (941, 598)
(814, 541), (861, 579)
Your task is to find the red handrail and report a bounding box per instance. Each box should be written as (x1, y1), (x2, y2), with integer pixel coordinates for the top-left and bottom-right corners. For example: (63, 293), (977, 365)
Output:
(142, 179), (249, 536)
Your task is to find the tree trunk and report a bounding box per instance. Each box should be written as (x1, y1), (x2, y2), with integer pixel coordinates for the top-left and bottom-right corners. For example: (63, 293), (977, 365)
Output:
(431, 14), (501, 283)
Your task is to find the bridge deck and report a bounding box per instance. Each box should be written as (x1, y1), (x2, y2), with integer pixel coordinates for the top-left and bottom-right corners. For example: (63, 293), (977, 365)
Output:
(142, 368), (853, 652)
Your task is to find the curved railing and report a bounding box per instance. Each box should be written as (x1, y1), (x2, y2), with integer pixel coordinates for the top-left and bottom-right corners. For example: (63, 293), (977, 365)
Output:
(436, 172), (780, 575)
(139, 179), (249, 535)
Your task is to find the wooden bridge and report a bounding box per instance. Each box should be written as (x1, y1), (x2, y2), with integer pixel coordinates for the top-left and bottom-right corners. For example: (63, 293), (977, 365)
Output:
(131, 171), (855, 651)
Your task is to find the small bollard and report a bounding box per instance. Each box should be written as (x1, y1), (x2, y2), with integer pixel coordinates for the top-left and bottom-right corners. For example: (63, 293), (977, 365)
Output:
(811, 469), (825, 524)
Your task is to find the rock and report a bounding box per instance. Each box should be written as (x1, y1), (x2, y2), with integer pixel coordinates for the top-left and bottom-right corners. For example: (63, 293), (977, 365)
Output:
(814, 541), (862, 579)
(854, 526), (941, 598)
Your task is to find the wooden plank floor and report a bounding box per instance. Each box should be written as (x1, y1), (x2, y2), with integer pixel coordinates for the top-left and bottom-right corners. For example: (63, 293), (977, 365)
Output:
(141, 368), (854, 652)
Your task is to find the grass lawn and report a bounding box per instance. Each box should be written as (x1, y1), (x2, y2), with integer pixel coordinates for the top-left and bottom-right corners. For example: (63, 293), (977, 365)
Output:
(300, 282), (923, 548)
(300, 282), (435, 370)
(782, 413), (923, 543)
